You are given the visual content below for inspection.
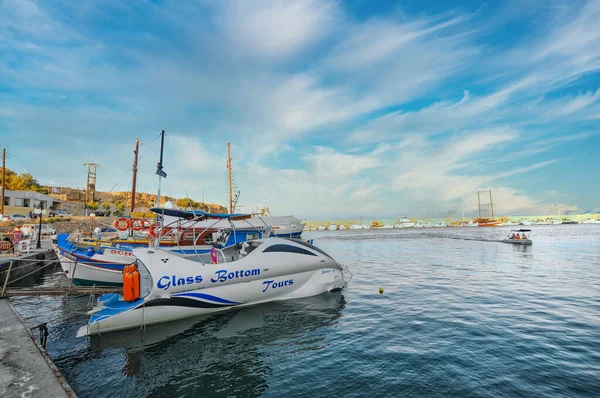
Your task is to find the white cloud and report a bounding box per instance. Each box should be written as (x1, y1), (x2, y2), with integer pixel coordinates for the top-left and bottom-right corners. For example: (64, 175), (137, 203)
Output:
(217, 0), (339, 60)
(302, 145), (385, 180)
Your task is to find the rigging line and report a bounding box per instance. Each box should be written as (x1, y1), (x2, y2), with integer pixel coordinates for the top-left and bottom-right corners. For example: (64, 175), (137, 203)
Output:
(107, 167), (133, 193)
(14, 161), (78, 183)
(112, 171), (133, 193)
(0, 258), (60, 275)
(6, 260), (58, 285)
(180, 181), (194, 208)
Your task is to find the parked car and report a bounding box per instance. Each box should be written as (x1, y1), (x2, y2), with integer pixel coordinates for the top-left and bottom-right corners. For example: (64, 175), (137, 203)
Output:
(100, 227), (117, 233)
(22, 223), (57, 235)
(0, 214), (11, 221)
(9, 214), (28, 220)
(54, 210), (73, 217)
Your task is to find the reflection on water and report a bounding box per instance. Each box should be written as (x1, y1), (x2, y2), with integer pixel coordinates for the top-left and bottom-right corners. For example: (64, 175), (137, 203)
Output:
(9, 225), (600, 397)
(45, 293), (345, 398)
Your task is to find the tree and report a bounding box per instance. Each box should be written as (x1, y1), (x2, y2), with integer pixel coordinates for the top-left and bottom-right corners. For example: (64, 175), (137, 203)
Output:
(114, 202), (125, 216)
(86, 201), (98, 210)
(175, 198), (202, 208)
(101, 202), (112, 211)
(0, 168), (46, 193)
(0, 167), (17, 189)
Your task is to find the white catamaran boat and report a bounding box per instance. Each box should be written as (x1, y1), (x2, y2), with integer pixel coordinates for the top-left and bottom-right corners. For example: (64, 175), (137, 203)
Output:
(77, 237), (346, 336)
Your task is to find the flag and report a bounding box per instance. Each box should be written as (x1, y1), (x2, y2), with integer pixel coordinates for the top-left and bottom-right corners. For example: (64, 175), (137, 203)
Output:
(156, 165), (167, 178)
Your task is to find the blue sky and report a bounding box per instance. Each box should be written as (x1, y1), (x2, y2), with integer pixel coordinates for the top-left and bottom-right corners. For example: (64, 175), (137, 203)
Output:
(1, 0), (599, 219)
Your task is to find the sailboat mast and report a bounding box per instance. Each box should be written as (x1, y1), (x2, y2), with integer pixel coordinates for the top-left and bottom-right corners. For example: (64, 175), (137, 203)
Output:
(1, 148), (5, 216)
(489, 189), (495, 220)
(131, 138), (139, 213)
(477, 191), (481, 219)
(156, 130), (165, 208)
(227, 142), (233, 213)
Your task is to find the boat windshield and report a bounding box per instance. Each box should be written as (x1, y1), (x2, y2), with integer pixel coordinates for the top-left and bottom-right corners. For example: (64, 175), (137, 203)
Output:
(243, 240), (263, 256)
(284, 238), (334, 260)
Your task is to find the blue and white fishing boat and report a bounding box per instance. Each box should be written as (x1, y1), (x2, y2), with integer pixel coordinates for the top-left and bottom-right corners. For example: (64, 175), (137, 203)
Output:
(53, 208), (271, 286)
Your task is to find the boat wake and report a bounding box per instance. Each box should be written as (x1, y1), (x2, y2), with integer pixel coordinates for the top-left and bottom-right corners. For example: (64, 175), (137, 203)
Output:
(445, 237), (504, 243)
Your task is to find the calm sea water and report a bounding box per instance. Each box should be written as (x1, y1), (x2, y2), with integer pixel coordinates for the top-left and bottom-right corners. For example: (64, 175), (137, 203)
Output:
(10, 225), (600, 397)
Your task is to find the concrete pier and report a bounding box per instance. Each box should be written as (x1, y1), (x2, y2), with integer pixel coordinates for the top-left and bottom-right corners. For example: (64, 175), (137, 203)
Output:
(0, 299), (76, 398)
(1, 240), (58, 292)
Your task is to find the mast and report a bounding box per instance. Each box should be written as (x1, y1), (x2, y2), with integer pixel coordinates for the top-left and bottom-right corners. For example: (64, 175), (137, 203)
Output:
(489, 189), (495, 220)
(130, 138), (139, 212)
(477, 191), (481, 219)
(1, 148), (5, 216)
(156, 130), (166, 207)
(227, 142), (233, 213)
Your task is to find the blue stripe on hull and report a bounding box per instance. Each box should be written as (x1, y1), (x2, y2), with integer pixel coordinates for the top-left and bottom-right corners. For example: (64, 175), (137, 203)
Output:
(172, 292), (240, 305)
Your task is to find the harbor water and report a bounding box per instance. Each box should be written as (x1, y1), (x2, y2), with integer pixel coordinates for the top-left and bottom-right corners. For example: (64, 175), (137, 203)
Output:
(9, 225), (600, 397)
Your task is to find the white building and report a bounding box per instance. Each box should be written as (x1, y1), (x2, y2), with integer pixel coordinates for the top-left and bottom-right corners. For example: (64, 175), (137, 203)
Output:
(1, 188), (62, 210)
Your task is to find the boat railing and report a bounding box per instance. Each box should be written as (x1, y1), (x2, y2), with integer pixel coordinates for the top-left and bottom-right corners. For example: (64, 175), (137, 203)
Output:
(151, 210), (271, 265)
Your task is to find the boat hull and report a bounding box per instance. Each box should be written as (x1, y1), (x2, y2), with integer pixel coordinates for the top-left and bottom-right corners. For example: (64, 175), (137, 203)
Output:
(501, 239), (532, 245)
(478, 222), (502, 227)
(56, 253), (124, 286)
(78, 267), (344, 336)
(77, 237), (346, 336)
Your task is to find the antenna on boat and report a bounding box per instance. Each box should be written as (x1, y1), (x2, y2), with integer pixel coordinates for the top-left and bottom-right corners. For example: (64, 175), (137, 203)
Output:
(489, 189), (495, 221)
(227, 142), (233, 213)
(156, 130), (167, 208)
(231, 190), (240, 213)
(131, 138), (139, 213)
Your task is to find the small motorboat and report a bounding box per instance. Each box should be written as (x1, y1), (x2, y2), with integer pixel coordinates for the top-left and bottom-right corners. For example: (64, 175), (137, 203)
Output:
(77, 237), (346, 337)
(502, 229), (533, 245)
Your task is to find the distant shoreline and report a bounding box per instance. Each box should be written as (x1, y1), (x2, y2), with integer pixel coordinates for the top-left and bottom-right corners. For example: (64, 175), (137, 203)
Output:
(305, 214), (600, 227)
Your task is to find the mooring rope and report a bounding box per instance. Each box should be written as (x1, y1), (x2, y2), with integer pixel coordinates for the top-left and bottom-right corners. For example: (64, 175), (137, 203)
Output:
(5, 261), (59, 285)
(0, 258), (60, 276)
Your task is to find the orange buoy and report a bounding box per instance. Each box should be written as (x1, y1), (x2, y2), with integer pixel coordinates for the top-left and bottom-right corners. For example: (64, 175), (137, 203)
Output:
(130, 218), (143, 231)
(131, 270), (140, 300)
(141, 219), (152, 230)
(123, 266), (140, 302)
(115, 218), (130, 231)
